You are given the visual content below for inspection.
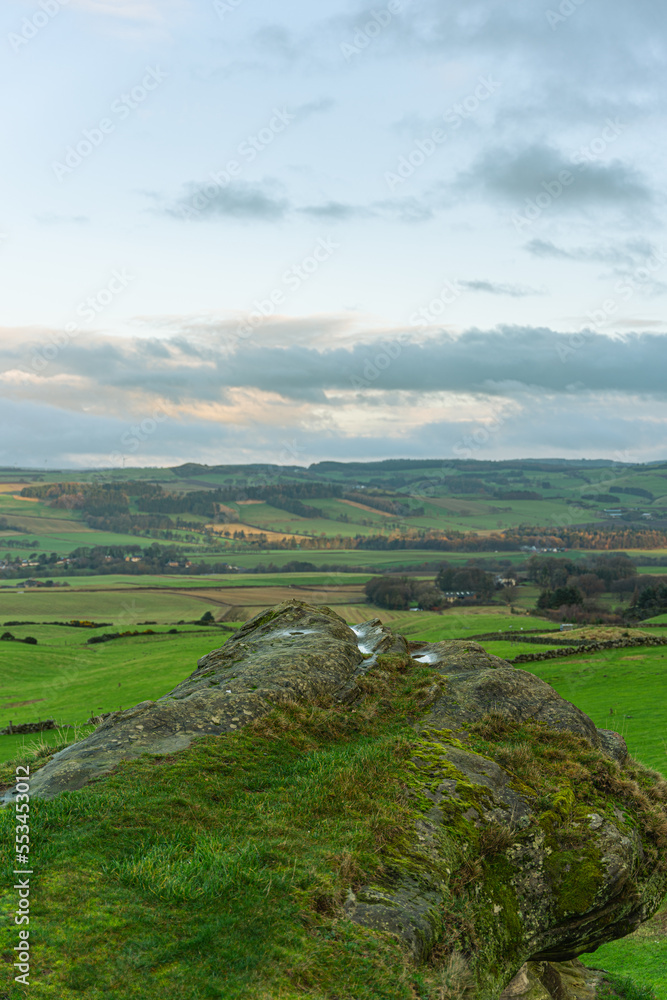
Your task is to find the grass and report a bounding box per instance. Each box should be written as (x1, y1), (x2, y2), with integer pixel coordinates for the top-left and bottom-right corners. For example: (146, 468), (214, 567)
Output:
(0, 629), (237, 760)
(3, 651), (662, 999)
(502, 645), (667, 773)
(395, 608), (552, 642)
(0, 657), (459, 999)
(0, 588), (227, 623)
(0, 572), (664, 996)
(586, 902), (667, 998)
(223, 501), (391, 537)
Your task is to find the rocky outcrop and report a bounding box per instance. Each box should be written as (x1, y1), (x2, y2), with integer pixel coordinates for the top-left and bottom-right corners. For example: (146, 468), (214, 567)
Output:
(4, 600), (666, 999)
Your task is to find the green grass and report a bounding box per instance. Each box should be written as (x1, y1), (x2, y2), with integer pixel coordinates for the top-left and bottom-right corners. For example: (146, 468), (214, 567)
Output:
(0, 658), (456, 999)
(507, 645), (667, 772)
(4, 652), (662, 999)
(231, 501), (392, 537)
(395, 608), (552, 642)
(0, 629), (236, 759)
(213, 549), (458, 570)
(398, 497), (594, 533)
(584, 901), (667, 998)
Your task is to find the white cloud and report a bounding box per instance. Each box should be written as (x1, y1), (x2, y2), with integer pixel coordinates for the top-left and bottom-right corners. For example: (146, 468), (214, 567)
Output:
(69, 0), (183, 21)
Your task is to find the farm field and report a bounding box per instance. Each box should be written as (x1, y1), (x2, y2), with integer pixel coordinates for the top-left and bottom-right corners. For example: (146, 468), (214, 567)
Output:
(0, 587), (230, 624)
(393, 608), (552, 642)
(1, 461), (667, 995)
(223, 499), (397, 535)
(0, 572), (377, 591)
(396, 497), (595, 533)
(0, 626), (239, 762)
(510, 644), (667, 772)
(0, 582), (368, 625)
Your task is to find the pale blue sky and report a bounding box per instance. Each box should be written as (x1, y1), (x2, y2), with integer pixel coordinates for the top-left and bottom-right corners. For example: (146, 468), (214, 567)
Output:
(1, 0), (666, 467)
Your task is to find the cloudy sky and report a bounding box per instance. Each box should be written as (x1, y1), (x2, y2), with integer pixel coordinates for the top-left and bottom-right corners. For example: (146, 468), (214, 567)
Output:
(1, 0), (666, 468)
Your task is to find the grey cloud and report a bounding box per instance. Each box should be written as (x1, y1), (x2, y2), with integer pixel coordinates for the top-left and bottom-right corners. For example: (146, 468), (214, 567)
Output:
(374, 198), (435, 224)
(459, 280), (543, 298)
(9, 324), (667, 402)
(299, 201), (375, 220)
(525, 239), (667, 297)
(455, 144), (654, 208)
(214, 327), (667, 398)
(162, 186), (434, 226)
(525, 238), (662, 266)
(3, 389), (666, 470)
(295, 98), (336, 117)
(164, 180), (289, 221)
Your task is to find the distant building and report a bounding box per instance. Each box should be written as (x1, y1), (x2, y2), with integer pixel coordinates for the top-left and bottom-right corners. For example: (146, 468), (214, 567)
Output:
(440, 590), (476, 603)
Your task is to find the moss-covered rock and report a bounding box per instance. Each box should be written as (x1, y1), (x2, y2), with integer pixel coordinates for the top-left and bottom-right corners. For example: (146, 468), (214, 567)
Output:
(3, 601), (665, 999)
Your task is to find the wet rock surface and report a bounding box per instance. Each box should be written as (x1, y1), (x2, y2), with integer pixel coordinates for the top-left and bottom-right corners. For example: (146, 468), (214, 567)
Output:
(5, 601), (666, 999)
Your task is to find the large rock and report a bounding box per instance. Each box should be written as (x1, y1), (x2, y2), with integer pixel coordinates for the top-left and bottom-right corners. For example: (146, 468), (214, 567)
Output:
(499, 960), (605, 1000)
(4, 601), (666, 998)
(7, 601), (393, 799)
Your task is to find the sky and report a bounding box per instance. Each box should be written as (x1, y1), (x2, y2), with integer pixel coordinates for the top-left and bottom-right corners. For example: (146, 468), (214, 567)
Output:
(1, 0), (666, 469)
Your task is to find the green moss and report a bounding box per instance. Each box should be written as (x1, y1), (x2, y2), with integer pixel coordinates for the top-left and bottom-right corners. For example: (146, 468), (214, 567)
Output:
(544, 842), (605, 917)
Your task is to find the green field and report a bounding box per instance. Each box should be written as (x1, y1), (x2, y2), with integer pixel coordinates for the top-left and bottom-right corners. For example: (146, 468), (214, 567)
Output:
(0, 627), (237, 761)
(502, 645), (667, 772)
(393, 609), (551, 642)
(0, 569), (665, 994)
